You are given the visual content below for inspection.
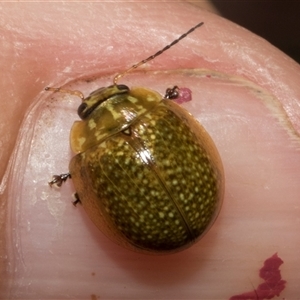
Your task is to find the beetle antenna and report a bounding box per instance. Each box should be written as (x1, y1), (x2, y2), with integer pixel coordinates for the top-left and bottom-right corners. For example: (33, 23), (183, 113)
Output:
(113, 22), (204, 85)
(45, 87), (85, 100)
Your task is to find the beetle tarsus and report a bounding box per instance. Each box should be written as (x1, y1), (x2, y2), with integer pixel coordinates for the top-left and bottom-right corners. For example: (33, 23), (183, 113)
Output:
(48, 173), (71, 187)
(72, 193), (81, 206)
(165, 86), (179, 100)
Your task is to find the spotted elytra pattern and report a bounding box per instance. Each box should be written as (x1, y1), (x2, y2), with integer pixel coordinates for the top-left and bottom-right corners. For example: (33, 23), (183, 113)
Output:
(69, 85), (224, 253)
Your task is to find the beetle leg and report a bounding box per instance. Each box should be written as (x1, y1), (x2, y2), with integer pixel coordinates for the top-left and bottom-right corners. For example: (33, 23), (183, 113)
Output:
(48, 173), (71, 188)
(72, 193), (81, 206)
(164, 86), (179, 99)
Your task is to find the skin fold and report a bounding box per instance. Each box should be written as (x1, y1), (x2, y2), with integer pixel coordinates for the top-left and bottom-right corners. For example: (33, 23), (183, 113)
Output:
(0, 2), (299, 299)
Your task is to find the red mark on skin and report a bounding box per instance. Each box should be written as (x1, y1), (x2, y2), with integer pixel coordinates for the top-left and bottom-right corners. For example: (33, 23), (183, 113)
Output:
(173, 87), (192, 104)
(229, 253), (286, 300)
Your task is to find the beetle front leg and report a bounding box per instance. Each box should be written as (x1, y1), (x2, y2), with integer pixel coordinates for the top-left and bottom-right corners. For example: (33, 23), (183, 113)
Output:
(164, 86), (179, 99)
(48, 173), (71, 188)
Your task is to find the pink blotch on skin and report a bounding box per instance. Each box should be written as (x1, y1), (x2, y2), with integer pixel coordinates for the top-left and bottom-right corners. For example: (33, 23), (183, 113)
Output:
(229, 253), (286, 300)
(173, 87), (192, 104)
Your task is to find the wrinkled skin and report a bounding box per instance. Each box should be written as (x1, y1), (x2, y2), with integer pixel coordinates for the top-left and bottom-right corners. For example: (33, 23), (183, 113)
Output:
(0, 2), (299, 299)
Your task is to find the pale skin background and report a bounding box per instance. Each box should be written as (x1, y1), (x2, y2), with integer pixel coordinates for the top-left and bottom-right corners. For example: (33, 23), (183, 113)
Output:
(0, 1), (300, 299)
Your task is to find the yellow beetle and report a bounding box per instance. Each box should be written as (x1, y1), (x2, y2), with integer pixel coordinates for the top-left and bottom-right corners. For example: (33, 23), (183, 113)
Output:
(48, 22), (224, 254)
